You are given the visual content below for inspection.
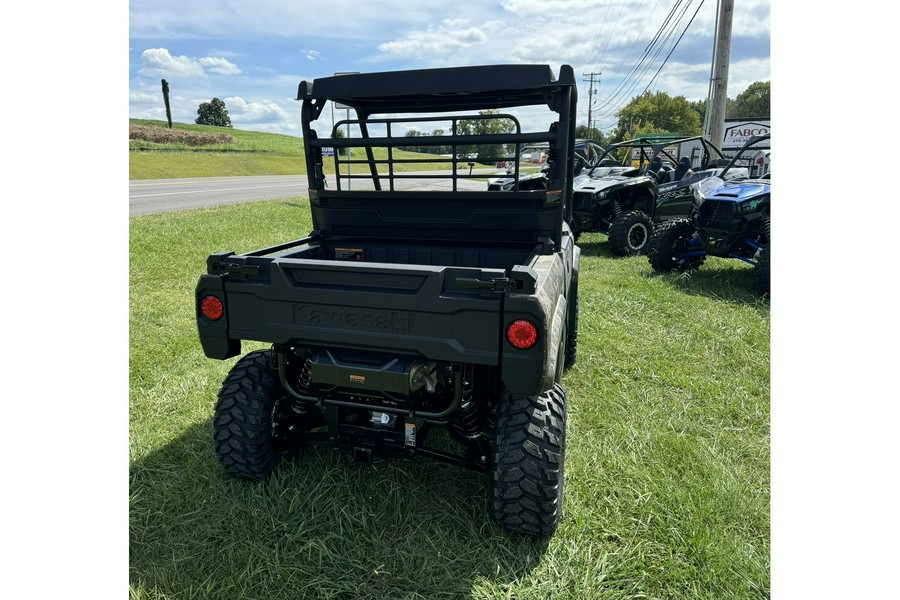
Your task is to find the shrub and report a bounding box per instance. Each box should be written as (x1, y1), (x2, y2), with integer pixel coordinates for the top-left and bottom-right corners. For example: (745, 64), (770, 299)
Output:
(129, 124), (235, 146)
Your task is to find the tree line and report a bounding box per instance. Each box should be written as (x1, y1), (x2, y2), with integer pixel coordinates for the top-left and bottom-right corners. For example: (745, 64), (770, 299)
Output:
(399, 112), (515, 162)
(186, 80), (769, 159)
(586, 80), (770, 148)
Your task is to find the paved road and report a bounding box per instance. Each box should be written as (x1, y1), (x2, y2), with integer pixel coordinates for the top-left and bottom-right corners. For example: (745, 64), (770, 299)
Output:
(129, 170), (499, 216)
(129, 175), (308, 216)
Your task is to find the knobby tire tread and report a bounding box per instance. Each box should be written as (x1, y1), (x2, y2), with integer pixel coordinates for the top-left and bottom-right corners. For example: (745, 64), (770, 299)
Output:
(490, 384), (567, 536)
(213, 350), (286, 480)
(647, 218), (706, 272)
(608, 210), (653, 256)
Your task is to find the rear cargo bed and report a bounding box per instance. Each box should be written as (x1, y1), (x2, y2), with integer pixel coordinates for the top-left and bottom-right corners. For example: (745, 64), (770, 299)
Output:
(273, 236), (539, 272)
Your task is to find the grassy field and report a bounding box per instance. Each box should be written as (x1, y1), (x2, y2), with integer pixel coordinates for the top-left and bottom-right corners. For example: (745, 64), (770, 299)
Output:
(129, 120), (477, 180)
(130, 199), (770, 599)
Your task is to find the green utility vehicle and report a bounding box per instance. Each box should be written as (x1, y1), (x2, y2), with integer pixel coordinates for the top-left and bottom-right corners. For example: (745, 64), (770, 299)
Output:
(195, 64), (580, 536)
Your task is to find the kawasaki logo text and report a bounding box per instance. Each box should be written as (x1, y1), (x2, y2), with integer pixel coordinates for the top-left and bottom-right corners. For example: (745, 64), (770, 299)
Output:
(293, 305), (415, 334)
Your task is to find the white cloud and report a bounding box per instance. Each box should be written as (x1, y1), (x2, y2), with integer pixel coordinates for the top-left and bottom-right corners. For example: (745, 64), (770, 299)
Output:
(377, 19), (491, 57)
(129, 90), (159, 104)
(139, 48), (205, 78)
(732, 0), (771, 36)
(138, 48), (240, 78)
(130, 88), (198, 124)
(198, 56), (241, 75)
(500, 0), (594, 15)
(130, 0), (471, 41)
(223, 96), (298, 132)
(129, 1), (769, 136)
(723, 57), (772, 97)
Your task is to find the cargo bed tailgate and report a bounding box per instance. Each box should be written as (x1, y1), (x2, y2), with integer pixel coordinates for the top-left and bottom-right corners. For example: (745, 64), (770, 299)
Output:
(198, 257), (505, 363)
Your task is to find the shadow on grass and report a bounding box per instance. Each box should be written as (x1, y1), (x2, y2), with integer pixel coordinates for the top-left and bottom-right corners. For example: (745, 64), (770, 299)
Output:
(573, 235), (618, 259)
(277, 200), (309, 210)
(641, 262), (770, 307)
(575, 235), (769, 307)
(130, 421), (549, 599)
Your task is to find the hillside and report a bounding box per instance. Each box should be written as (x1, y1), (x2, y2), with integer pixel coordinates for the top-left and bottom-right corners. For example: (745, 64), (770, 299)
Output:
(129, 119), (307, 180)
(129, 119), (453, 180)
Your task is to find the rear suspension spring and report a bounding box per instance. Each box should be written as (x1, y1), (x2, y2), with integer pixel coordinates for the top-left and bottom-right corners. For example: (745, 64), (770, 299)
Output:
(450, 367), (481, 439)
(297, 356), (313, 394)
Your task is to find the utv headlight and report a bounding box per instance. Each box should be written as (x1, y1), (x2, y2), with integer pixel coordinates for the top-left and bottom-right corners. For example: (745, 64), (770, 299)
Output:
(692, 189), (706, 209)
(738, 199), (760, 214)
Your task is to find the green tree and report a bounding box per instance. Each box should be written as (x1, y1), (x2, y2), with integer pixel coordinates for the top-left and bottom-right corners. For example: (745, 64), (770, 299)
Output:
(332, 125), (348, 156)
(612, 91), (702, 142)
(728, 81), (770, 119)
(456, 110), (515, 162)
(397, 128), (451, 155)
(575, 125), (608, 148)
(161, 79), (172, 129)
(688, 98), (706, 129)
(400, 128), (423, 152)
(195, 97), (232, 127)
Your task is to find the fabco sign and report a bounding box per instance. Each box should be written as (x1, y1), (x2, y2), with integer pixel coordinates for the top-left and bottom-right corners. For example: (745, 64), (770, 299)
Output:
(722, 120), (770, 150)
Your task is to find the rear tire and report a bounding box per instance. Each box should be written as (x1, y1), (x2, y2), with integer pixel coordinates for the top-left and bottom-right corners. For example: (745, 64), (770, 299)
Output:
(647, 218), (706, 272)
(608, 210), (653, 256)
(755, 242), (770, 296)
(490, 384), (567, 536)
(213, 350), (307, 479)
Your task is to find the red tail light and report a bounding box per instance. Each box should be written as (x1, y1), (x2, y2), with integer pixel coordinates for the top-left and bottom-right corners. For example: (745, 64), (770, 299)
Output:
(201, 295), (224, 321)
(506, 320), (538, 349)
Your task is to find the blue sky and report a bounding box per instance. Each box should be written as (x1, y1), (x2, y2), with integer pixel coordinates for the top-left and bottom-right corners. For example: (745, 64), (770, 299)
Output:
(129, 0), (770, 137)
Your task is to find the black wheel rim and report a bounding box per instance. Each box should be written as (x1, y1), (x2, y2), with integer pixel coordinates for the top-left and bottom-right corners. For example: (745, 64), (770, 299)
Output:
(629, 223), (648, 249)
(271, 397), (304, 453)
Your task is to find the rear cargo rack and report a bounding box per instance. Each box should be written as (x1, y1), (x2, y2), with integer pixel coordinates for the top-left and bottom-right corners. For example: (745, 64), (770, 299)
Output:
(310, 113), (555, 192)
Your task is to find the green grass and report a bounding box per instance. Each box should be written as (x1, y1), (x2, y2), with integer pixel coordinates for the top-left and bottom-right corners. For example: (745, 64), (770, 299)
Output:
(130, 200), (769, 599)
(129, 119), (476, 180)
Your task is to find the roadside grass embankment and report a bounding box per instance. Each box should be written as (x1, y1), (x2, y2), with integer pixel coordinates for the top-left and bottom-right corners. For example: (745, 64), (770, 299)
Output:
(129, 119), (468, 180)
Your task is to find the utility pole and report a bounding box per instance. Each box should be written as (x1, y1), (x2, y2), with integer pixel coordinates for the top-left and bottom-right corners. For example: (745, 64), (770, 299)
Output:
(583, 72), (601, 139)
(704, 0), (734, 147)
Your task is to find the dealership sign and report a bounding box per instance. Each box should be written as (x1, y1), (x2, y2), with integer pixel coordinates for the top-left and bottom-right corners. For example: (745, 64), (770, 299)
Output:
(722, 120), (770, 150)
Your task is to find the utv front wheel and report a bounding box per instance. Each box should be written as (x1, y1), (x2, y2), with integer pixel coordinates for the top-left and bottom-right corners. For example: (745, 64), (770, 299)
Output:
(647, 218), (706, 273)
(490, 384), (567, 536)
(213, 350), (308, 479)
(608, 210), (653, 256)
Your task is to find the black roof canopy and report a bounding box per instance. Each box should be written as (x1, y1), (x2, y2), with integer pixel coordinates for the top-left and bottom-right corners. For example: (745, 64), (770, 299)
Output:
(297, 64), (575, 114)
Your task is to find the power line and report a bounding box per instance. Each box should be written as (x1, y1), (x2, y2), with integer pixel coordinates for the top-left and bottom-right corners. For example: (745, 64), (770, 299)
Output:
(642, 0), (707, 94)
(591, 0), (687, 118)
(586, 0), (631, 71)
(593, 0), (704, 123)
(588, 0), (656, 76)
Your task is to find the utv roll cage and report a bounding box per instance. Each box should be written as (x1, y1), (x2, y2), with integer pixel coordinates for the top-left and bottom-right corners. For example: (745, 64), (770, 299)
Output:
(296, 65), (578, 250)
